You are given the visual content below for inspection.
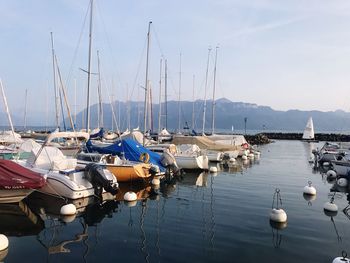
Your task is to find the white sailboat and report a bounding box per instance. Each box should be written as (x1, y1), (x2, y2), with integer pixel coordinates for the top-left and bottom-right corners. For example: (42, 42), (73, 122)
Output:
(302, 117), (315, 141)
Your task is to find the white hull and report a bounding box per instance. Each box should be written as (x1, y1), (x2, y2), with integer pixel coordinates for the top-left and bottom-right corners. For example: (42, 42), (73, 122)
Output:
(206, 151), (223, 162)
(0, 189), (34, 203)
(175, 155), (209, 170)
(17, 160), (118, 200)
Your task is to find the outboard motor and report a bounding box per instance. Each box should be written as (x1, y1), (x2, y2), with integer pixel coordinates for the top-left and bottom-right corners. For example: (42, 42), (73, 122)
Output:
(160, 150), (181, 176)
(84, 163), (119, 197)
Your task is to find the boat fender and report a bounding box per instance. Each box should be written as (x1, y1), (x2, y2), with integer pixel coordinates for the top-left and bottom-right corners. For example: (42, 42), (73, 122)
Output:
(303, 181), (316, 195)
(242, 155), (248, 160)
(60, 204), (77, 216)
(333, 251), (350, 263)
(209, 166), (218, 173)
(337, 178), (348, 187)
(0, 234), (8, 251)
(327, 170), (337, 179)
(140, 152), (150, 164)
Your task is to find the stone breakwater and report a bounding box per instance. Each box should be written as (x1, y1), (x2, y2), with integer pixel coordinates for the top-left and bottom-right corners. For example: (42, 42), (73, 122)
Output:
(245, 133), (350, 144)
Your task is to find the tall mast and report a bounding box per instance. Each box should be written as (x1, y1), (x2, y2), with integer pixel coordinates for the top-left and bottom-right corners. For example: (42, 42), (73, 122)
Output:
(85, 0), (94, 132)
(165, 59), (168, 130)
(178, 52), (182, 133)
(143, 21), (152, 145)
(202, 47), (211, 135)
(158, 59), (162, 136)
(97, 50), (103, 128)
(211, 46), (219, 135)
(24, 89), (28, 131)
(50, 32), (59, 130)
(0, 79), (16, 144)
(192, 75), (195, 130)
(74, 78), (77, 128)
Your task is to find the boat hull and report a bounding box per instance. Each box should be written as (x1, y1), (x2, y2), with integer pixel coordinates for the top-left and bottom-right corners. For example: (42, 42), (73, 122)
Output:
(0, 189), (34, 203)
(175, 155), (209, 170)
(106, 163), (152, 182)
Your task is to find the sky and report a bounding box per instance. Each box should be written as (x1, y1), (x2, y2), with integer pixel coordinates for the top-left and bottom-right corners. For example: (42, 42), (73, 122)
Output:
(1, 0), (350, 126)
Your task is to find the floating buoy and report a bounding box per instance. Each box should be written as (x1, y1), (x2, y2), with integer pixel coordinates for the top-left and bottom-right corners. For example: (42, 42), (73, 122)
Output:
(60, 204), (77, 216)
(270, 188), (287, 223)
(327, 170), (337, 179)
(124, 191), (137, 202)
(229, 158), (236, 163)
(270, 208), (287, 223)
(0, 234), (8, 251)
(324, 202), (338, 212)
(152, 177), (160, 185)
(303, 181), (316, 195)
(209, 166), (218, 173)
(323, 162), (330, 166)
(333, 251), (350, 263)
(337, 178), (348, 188)
(242, 155), (248, 160)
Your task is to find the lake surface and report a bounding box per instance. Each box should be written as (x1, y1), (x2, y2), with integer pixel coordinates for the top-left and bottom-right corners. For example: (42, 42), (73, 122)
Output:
(1, 140), (350, 262)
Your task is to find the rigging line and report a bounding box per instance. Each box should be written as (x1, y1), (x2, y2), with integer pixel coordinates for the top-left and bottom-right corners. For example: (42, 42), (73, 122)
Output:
(64, 1), (90, 86)
(151, 25), (166, 59)
(94, 1), (123, 83)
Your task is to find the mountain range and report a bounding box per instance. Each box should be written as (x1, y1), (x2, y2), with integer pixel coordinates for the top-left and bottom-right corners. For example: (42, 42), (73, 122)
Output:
(6, 98), (350, 133)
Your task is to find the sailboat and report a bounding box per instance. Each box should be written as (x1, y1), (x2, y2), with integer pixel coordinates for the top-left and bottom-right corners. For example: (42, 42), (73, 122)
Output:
(302, 117), (317, 142)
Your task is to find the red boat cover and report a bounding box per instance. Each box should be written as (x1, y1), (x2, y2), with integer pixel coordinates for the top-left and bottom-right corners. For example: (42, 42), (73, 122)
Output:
(0, 160), (46, 190)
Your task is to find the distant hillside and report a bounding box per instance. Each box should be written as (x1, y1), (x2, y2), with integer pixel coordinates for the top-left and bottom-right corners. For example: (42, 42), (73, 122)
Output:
(67, 98), (350, 133)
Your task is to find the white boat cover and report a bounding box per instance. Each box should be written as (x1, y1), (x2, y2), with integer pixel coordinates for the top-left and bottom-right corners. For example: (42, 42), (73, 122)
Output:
(0, 131), (23, 144)
(19, 139), (41, 153)
(27, 146), (77, 170)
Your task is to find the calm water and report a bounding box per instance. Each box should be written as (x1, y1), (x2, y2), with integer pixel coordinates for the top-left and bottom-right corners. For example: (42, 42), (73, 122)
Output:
(1, 140), (350, 262)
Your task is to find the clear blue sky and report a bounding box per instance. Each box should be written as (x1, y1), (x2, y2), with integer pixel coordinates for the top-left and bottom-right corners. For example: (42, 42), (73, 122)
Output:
(1, 0), (350, 125)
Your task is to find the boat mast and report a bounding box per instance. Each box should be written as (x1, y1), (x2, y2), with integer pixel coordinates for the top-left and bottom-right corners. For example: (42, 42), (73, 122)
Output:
(202, 47), (211, 135)
(50, 32), (60, 130)
(143, 21), (152, 146)
(0, 79), (16, 144)
(74, 78), (77, 128)
(192, 74), (195, 130)
(85, 0), (94, 132)
(158, 59), (162, 137)
(97, 50), (103, 129)
(24, 89), (28, 131)
(165, 59), (168, 130)
(178, 52), (182, 133)
(211, 46), (219, 135)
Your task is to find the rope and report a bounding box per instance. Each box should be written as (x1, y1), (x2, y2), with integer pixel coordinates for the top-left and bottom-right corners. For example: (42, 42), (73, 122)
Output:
(271, 188), (283, 209)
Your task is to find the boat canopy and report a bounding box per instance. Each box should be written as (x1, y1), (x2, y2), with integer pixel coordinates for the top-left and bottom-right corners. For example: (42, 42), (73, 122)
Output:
(46, 131), (90, 143)
(0, 160), (46, 189)
(86, 138), (165, 172)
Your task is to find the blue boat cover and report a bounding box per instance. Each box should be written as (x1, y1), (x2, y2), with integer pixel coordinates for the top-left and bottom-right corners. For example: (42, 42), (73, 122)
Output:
(90, 128), (104, 139)
(86, 138), (165, 172)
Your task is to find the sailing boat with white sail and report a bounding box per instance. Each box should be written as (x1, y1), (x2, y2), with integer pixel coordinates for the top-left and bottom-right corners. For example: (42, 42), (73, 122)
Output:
(302, 117), (316, 141)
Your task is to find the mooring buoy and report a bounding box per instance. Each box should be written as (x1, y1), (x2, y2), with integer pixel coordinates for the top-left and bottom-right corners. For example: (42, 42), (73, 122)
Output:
(303, 181), (316, 195)
(60, 204), (77, 216)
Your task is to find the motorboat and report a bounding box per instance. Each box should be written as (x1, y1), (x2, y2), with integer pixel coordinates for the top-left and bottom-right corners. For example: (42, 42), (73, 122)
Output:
(76, 152), (158, 183)
(16, 132), (119, 200)
(0, 159), (46, 203)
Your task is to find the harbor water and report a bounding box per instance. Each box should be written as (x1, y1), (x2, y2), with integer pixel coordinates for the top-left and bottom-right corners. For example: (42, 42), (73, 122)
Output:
(2, 140), (350, 262)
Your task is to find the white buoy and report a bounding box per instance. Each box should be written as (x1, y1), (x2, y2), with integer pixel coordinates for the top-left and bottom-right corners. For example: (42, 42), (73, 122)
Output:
(303, 193), (316, 202)
(337, 178), (348, 188)
(333, 251), (350, 263)
(209, 166), (218, 173)
(124, 191), (137, 202)
(248, 153), (255, 159)
(270, 208), (287, 223)
(303, 181), (316, 195)
(229, 158), (236, 163)
(242, 155), (248, 160)
(152, 177), (160, 185)
(323, 162), (330, 166)
(324, 202), (338, 212)
(0, 234), (8, 251)
(60, 204), (77, 216)
(327, 170), (337, 179)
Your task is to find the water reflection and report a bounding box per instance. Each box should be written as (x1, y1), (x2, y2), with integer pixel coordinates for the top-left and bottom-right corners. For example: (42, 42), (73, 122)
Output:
(270, 221), (287, 248)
